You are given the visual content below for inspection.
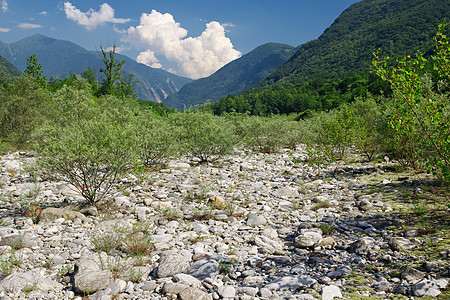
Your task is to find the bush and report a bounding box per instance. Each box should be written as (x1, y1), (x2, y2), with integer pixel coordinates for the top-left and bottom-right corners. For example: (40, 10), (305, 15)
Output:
(170, 111), (238, 162)
(37, 86), (139, 205)
(136, 110), (181, 168)
(373, 22), (450, 182)
(0, 75), (48, 148)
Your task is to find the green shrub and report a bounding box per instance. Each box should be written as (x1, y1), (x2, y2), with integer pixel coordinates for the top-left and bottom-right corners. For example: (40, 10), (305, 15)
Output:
(373, 22), (450, 182)
(136, 111), (181, 167)
(37, 86), (139, 205)
(0, 75), (48, 148)
(170, 111), (238, 162)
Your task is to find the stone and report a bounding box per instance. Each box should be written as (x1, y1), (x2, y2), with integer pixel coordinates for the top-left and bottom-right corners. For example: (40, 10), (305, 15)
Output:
(157, 250), (191, 278)
(189, 260), (219, 280)
(327, 266), (352, 279)
(173, 274), (202, 286)
(389, 237), (415, 251)
(348, 238), (372, 254)
(254, 235), (283, 252)
(413, 279), (448, 297)
(272, 187), (299, 198)
(218, 285), (236, 298)
(141, 280), (157, 291)
(0, 269), (63, 294)
(163, 282), (189, 295)
(401, 267), (425, 283)
(264, 275), (317, 291)
(322, 285), (343, 300)
(179, 286), (211, 300)
(246, 213), (267, 226)
(36, 207), (85, 223)
(294, 228), (322, 248)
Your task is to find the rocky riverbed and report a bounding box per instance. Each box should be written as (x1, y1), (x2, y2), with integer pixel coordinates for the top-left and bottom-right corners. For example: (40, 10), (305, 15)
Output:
(0, 148), (448, 300)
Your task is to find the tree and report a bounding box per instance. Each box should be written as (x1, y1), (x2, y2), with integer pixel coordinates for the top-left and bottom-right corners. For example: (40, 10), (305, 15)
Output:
(98, 44), (136, 99)
(373, 22), (450, 182)
(24, 54), (47, 88)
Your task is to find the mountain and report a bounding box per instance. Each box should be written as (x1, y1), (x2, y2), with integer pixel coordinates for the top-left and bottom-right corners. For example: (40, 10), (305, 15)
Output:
(0, 54), (21, 77)
(164, 43), (296, 110)
(261, 0), (449, 86)
(0, 34), (191, 102)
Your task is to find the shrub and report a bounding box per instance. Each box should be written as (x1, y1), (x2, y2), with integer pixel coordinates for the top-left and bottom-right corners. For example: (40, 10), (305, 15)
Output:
(0, 75), (47, 148)
(136, 111), (180, 168)
(37, 86), (139, 205)
(170, 111), (238, 162)
(373, 22), (450, 182)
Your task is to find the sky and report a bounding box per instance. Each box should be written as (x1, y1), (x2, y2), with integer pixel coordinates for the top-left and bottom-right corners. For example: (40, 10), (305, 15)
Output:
(0, 0), (360, 79)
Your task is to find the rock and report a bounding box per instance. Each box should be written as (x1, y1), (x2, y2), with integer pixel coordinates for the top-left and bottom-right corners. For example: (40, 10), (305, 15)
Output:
(294, 228), (322, 248)
(157, 250), (191, 278)
(163, 282), (189, 295)
(0, 269), (63, 294)
(168, 162), (190, 171)
(412, 279), (448, 297)
(348, 238), (372, 254)
(174, 274), (202, 286)
(264, 275), (317, 291)
(254, 235), (283, 253)
(179, 286), (211, 300)
(389, 237), (415, 251)
(36, 207), (85, 223)
(218, 285), (236, 298)
(189, 260), (219, 280)
(322, 285), (343, 300)
(372, 277), (393, 292)
(401, 267), (425, 283)
(327, 266), (352, 279)
(73, 256), (113, 294)
(272, 187), (299, 198)
(246, 213), (267, 226)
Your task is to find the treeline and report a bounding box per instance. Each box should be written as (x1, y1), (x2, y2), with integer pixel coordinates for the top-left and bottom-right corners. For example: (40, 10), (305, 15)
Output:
(206, 72), (392, 116)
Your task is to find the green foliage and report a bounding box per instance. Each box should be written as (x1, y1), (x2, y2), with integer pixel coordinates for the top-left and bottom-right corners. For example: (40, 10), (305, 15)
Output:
(170, 111), (239, 162)
(24, 54), (47, 88)
(37, 86), (139, 205)
(136, 111), (180, 168)
(373, 22), (450, 182)
(234, 115), (300, 153)
(0, 75), (47, 148)
(0, 55), (21, 77)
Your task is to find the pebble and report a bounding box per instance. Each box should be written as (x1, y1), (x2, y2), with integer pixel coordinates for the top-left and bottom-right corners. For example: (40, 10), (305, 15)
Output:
(0, 151), (446, 299)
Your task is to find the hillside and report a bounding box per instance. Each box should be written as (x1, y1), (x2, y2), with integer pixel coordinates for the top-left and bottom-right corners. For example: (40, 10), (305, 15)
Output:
(0, 54), (21, 77)
(164, 43), (296, 110)
(261, 0), (449, 86)
(0, 34), (191, 102)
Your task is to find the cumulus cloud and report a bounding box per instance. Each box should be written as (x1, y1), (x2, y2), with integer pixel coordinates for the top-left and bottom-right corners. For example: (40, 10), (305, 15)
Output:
(64, 2), (130, 30)
(123, 10), (241, 79)
(17, 23), (43, 29)
(137, 50), (163, 69)
(0, 27), (10, 32)
(1, 0), (7, 13)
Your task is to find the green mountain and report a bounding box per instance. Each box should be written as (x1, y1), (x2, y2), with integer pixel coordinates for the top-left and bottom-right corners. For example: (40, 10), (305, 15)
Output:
(0, 34), (191, 102)
(262, 0), (449, 86)
(164, 43), (296, 110)
(0, 54), (21, 77)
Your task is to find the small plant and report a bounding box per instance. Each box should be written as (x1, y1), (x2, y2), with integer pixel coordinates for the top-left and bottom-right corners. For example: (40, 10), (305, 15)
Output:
(120, 232), (153, 256)
(311, 201), (333, 211)
(161, 208), (181, 221)
(0, 248), (23, 277)
(320, 223), (335, 235)
(22, 283), (37, 295)
(91, 229), (124, 253)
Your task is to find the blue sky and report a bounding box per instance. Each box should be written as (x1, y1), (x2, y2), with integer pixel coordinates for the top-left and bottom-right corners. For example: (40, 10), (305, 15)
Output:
(0, 0), (360, 78)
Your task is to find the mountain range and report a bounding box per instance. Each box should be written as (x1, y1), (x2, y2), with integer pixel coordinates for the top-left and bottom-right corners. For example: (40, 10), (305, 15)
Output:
(0, 34), (191, 102)
(261, 0), (449, 86)
(164, 43), (296, 110)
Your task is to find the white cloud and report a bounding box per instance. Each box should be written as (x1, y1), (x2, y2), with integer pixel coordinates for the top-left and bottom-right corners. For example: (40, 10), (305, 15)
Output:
(137, 50), (162, 69)
(63, 2), (130, 30)
(1, 0), (7, 13)
(17, 23), (43, 29)
(0, 27), (10, 32)
(39, 11), (48, 16)
(123, 10), (241, 79)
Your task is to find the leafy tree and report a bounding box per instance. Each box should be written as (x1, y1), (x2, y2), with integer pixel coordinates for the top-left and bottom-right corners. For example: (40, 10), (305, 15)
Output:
(24, 54), (47, 88)
(373, 22), (450, 182)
